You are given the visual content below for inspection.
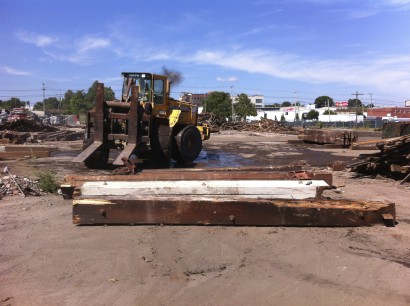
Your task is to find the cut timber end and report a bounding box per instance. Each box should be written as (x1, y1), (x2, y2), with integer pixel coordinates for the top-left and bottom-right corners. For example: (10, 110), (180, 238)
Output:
(72, 197), (395, 227)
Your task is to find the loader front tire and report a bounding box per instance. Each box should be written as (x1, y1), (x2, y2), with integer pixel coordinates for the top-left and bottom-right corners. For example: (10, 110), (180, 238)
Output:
(174, 125), (202, 163)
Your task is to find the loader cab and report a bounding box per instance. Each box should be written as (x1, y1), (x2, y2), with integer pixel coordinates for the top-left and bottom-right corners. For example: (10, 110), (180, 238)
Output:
(121, 72), (168, 115)
(121, 72), (152, 103)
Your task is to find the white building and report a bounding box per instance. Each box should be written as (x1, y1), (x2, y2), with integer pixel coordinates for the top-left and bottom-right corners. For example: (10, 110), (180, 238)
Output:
(231, 94), (265, 108)
(247, 105), (364, 122)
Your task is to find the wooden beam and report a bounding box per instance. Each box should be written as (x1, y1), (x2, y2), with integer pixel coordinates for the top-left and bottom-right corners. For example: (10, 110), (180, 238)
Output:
(79, 179), (328, 199)
(72, 197), (395, 226)
(0, 145), (58, 152)
(64, 168), (332, 188)
(0, 151), (50, 158)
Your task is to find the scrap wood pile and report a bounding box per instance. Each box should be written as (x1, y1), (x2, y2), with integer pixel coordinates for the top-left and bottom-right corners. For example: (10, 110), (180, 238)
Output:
(348, 134), (410, 183)
(0, 119), (58, 133)
(35, 130), (84, 142)
(197, 113), (225, 132)
(0, 173), (42, 199)
(198, 114), (297, 134)
(220, 118), (298, 134)
(0, 119), (83, 143)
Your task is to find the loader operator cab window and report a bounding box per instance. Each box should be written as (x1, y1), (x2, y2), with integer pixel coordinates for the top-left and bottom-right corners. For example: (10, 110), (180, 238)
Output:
(121, 77), (136, 102)
(138, 78), (151, 102)
(153, 79), (164, 104)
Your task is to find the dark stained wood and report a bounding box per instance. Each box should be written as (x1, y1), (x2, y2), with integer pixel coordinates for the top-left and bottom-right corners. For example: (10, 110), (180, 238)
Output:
(73, 196), (395, 227)
(298, 129), (358, 146)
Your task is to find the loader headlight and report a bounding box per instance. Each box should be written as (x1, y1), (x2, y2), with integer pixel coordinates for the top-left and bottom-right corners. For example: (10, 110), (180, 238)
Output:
(159, 110), (166, 115)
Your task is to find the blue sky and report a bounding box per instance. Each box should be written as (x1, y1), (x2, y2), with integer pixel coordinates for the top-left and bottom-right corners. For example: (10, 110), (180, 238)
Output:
(1, 0), (410, 107)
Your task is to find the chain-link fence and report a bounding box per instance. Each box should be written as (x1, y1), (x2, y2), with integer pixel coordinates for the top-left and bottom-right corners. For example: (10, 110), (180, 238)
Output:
(284, 119), (384, 129)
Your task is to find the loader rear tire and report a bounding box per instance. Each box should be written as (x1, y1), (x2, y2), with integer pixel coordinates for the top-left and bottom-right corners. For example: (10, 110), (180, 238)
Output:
(174, 125), (202, 163)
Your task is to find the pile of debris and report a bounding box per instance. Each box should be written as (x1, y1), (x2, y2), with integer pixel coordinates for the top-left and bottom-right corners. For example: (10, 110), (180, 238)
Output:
(0, 173), (42, 199)
(348, 134), (410, 183)
(197, 115), (296, 134)
(0, 119), (84, 144)
(220, 118), (297, 134)
(0, 119), (59, 133)
(198, 113), (225, 132)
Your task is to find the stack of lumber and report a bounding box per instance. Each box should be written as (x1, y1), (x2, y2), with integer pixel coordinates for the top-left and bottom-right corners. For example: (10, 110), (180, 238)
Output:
(63, 168), (396, 227)
(0, 132), (32, 144)
(348, 134), (410, 182)
(298, 129), (358, 147)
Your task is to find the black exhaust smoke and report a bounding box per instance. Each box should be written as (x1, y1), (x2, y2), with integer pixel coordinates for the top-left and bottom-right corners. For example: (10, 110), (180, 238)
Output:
(161, 66), (183, 86)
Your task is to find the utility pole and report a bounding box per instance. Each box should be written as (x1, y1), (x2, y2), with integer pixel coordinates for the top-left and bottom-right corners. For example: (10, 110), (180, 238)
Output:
(351, 91), (364, 128)
(369, 92), (373, 108)
(42, 82), (46, 115)
(230, 85), (234, 122)
(294, 91), (299, 122)
(327, 99), (330, 123)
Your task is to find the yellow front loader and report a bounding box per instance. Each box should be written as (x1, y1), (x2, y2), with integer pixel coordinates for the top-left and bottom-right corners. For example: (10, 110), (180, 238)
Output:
(73, 72), (209, 168)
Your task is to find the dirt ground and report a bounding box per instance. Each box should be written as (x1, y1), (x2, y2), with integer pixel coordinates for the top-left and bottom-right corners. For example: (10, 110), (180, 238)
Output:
(1, 131), (410, 306)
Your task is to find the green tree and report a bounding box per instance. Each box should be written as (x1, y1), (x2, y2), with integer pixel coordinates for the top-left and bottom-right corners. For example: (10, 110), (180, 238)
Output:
(323, 110), (337, 115)
(203, 91), (232, 119)
(61, 90), (74, 113)
(45, 97), (60, 109)
(85, 81), (116, 107)
(33, 102), (43, 111)
(306, 110), (319, 120)
(0, 97), (26, 109)
(67, 90), (88, 115)
(281, 101), (292, 107)
(280, 113), (286, 122)
(348, 99), (362, 108)
(233, 93), (257, 121)
(314, 96), (334, 108)
(265, 103), (281, 107)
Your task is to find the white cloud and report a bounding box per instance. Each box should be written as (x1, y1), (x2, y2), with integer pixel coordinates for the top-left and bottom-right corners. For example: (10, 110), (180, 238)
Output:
(77, 37), (110, 53)
(216, 76), (239, 82)
(2, 66), (31, 76)
(39, 36), (111, 65)
(16, 30), (111, 65)
(16, 31), (58, 47)
(386, 0), (410, 5)
(180, 48), (410, 97)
